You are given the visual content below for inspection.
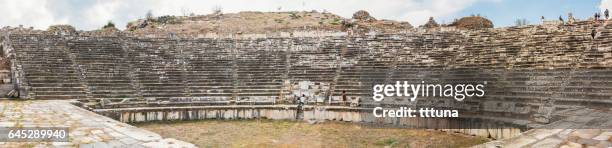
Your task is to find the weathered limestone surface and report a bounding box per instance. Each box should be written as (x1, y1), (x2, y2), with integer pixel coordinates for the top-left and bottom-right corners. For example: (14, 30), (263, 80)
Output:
(5, 21), (612, 126)
(6, 21), (612, 105)
(475, 108), (612, 147)
(0, 100), (195, 147)
(3, 20), (612, 147)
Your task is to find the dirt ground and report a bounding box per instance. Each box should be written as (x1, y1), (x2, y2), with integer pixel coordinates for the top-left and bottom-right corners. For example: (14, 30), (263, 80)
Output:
(135, 119), (489, 148)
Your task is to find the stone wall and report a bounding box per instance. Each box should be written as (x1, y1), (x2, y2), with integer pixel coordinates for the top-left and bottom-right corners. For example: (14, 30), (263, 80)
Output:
(94, 105), (524, 139)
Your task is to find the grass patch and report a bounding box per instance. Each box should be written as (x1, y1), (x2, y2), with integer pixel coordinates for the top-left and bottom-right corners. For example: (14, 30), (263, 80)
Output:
(136, 119), (489, 147)
(375, 138), (398, 146)
(329, 18), (342, 25)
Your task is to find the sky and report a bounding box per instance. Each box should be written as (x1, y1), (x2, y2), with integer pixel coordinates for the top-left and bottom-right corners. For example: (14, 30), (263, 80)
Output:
(0, 0), (607, 31)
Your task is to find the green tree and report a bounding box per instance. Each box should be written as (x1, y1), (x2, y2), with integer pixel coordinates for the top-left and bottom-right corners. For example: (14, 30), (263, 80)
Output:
(103, 21), (116, 29)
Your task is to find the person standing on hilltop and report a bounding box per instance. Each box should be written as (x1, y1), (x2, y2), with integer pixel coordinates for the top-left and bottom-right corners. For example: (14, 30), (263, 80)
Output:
(605, 9), (610, 20)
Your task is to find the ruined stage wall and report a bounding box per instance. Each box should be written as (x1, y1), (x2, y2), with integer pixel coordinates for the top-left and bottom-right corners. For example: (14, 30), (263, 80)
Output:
(94, 105), (523, 139)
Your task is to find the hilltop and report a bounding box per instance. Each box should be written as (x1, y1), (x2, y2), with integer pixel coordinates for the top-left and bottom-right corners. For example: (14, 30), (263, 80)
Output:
(124, 11), (413, 35)
(2, 10), (499, 37)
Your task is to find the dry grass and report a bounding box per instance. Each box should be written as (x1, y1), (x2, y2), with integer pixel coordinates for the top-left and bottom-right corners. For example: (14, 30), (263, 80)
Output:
(131, 11), (344, 35)
(127, 11), (412, 35)
(136, 119), (489, 148)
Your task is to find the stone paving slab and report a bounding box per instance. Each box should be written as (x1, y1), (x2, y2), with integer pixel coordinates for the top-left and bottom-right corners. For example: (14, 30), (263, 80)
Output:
(474, 108), (612, 148)
(0, 100), (196, 147)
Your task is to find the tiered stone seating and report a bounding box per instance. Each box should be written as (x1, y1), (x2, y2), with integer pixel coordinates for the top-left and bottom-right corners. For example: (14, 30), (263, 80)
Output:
(126, 38), (188, 100)
(7, 20), (612, 115)
(287, 37), (341, 102)
(9, 21), (612, 147)
(10, 34), (87, 99)
(68, 38), (136, 100)
(332, 34), (404, 104)
(233, 38), (287, 104)
(179, 38), (234, 104)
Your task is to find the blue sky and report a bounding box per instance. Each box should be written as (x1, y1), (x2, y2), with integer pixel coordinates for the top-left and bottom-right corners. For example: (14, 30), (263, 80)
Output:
(449, 0), (602, 27)
(0, 0), (608, 30)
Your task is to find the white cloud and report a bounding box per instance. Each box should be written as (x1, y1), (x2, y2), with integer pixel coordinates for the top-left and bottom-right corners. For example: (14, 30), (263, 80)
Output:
(0, 0), (485, 30)
(0, 0), (64, 29)
(601, 0), (612, 11)
(84, 0), (121, 28)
